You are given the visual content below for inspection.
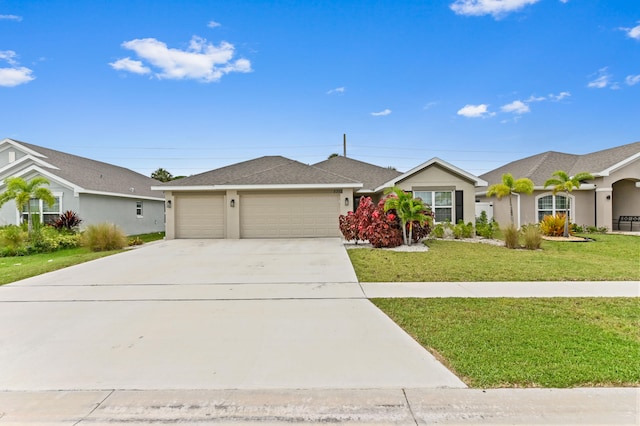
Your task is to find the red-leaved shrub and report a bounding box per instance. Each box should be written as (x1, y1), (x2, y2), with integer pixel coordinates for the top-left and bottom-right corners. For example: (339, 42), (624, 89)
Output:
(339, 196), (403, 248)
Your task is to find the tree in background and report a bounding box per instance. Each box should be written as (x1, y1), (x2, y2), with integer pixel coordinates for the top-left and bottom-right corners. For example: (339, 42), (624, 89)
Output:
(151, 168), (174, 182)
(0, 176), (55, 234)
(486, 173), (534, 224)
(544, 170), (594, 237)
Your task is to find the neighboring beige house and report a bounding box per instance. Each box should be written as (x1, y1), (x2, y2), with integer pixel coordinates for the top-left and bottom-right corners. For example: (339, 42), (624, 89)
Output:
(0, 138), (165, 235)
(476, 141), (640, 230)
(157, 155), (487, 239)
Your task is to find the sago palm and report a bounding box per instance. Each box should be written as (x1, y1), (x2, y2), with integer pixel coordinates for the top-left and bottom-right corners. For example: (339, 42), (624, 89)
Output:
(0, 176), (55, 234)
(543, 170), (594, 237)
(486, 173), (534, 224)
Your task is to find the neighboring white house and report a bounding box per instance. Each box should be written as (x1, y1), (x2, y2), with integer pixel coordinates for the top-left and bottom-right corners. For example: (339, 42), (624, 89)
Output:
(0, 138), (165, 235)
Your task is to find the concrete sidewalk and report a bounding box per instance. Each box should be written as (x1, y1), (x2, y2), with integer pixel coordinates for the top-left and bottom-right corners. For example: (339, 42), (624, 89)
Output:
(1, 388), (637, 424)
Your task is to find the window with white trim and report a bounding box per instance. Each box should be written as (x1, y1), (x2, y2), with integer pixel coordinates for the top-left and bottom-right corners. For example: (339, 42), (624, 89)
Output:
(414, 190), (453, 222)
(136, 200), (143, 217)
(536, 194), (570, 222)
(22, 196), (62, 225)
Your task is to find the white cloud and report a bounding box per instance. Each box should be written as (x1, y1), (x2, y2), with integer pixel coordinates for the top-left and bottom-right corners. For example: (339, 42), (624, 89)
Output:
(423, 101), (438, 110)
(626, 75), (640, 86)
(450, 0), (540, 19)
(370, 109), (392, 116)
(559, 0), (569, 3)
(587, 68), (614, 89)
(112, 36), (252, 82)
(621, 23), (640, 40)
(501, 100), (530, 114)
(109, 57), (151, 74)
(0, 67), (34, 87)
(525, 95), (546, 102)
(207, 20), (221, 28)
(457, 104), (494, 118)
(0, 50), (34, 87)
(548, 91), (571, 101)
(0, 14), (22, 21)
(326, 87), (345, 95)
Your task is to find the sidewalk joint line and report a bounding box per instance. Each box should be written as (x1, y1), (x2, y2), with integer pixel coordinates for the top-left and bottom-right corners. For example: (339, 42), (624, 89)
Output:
(402, 388), (418, 425)
(73, 389), (114, 425)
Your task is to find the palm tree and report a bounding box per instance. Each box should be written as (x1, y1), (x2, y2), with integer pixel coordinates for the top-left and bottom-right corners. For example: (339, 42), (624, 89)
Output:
(0, 176), (55, 234)
(383, 187), (430, 246)
(544, 170), (594, 237)
(151, 168), (173, 182)
(486, 173), (534, 225)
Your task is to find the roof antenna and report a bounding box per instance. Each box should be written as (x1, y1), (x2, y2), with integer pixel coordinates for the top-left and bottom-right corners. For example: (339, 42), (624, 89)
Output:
(343, 133), (347, 158)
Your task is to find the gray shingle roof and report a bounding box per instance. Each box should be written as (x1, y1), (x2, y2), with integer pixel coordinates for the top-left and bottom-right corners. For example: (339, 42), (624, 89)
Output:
(479, 141), (640, 187)
(165, 156), (361, 186)
(8, 139), (163, 198)
(312, 156), (402, 192)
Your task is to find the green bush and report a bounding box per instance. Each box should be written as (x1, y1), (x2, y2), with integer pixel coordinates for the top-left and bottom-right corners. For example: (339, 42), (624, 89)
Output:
(453, 220), (474, 239)
(476, 211), (499, 239)
(431, 220), (454, 239)
(0, 225), (81, 256)
(503, 224), (520, 249)
(81, 223), (127, 251)
(522, 224), (543, 250)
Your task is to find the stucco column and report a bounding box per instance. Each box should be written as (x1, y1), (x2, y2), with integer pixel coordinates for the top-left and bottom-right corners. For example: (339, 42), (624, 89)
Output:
(340, 188), (354, 216)
(164, 191), (175, 239)
(595, 188), (613, 230)
(226, 190), (240, 239)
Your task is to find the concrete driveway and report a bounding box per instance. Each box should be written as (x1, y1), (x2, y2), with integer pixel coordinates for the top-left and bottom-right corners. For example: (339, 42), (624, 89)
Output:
(0, 238), (465, 391)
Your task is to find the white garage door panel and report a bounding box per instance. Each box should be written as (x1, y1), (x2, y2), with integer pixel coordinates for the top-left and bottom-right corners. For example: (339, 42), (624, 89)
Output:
(240, 192), (340, 238)
(175, 194), (225, 238)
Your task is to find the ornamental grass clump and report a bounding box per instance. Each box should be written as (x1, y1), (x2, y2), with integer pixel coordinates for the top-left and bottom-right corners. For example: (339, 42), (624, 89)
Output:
(522, 224), (543, 250)
(503, 224), (520, 249)
(81, 223), (127, 251)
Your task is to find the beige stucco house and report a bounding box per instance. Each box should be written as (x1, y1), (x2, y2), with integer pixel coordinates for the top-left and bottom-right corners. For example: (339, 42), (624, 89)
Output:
(476, 141), (640, 230)
(157, 155), (487, 239)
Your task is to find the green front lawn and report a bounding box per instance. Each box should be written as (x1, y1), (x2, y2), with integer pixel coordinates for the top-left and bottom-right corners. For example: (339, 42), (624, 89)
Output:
(0, 247), (120, 285)
(0, 232), (165, 285)
(349, 234), (640, 281)
(373, 297), (640, 388)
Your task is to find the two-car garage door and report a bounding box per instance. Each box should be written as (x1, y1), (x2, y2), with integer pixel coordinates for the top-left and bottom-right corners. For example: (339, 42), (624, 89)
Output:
(174, 191), (340, 238)
(240, 191), (340, 238)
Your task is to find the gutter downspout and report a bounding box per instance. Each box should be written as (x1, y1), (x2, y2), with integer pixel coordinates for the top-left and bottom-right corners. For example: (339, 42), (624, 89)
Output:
(516, 193), (521, 229)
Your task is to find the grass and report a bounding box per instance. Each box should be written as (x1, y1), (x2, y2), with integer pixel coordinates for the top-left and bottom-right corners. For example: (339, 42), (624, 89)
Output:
(0, 232), (165, 285)
(348, 234), (640, 281)
(373, 297), (640, 388)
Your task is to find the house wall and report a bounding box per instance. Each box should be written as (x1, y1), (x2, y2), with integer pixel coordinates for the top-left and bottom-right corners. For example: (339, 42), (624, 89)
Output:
(393, 164), (477, 224)
(78, 193), (165, 235)
(0, 172), (79, 226)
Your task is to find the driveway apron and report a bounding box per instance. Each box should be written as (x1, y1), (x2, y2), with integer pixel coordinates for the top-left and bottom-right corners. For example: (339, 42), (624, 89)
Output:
(0, 238), (465, 391)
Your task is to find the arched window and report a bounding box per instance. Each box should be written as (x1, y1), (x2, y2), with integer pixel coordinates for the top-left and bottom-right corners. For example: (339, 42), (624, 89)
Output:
(536, 193), (571, 222)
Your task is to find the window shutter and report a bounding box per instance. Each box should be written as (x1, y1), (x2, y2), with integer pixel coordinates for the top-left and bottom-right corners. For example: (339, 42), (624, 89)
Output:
(455, 190), (464, 223)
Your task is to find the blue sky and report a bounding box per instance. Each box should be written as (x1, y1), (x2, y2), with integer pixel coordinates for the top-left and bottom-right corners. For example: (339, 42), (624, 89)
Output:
(1, 0), (638, 177)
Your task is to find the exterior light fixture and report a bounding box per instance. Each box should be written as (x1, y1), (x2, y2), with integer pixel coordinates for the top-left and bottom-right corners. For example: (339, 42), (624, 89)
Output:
(166, 200), (172, 208)
(606, 195), (611, 200)
(230, 199), (235, 207)
(345, 197), (349, 206)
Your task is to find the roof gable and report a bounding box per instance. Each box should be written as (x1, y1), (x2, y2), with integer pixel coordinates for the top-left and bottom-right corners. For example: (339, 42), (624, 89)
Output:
(312, 156), (402, 192)
(0, 138), (163, 199)
(376, 157), (487, 191)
